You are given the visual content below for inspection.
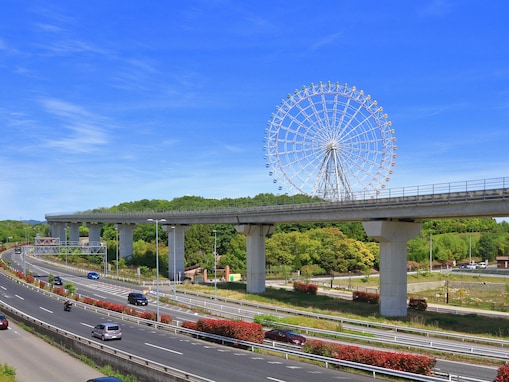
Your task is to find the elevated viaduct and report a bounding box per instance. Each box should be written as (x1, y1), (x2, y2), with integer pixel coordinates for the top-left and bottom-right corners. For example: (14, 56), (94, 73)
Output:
(45, 177), (509, 317)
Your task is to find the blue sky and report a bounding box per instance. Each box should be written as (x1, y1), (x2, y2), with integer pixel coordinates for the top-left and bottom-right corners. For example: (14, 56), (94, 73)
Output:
(1, 1), (509, 221)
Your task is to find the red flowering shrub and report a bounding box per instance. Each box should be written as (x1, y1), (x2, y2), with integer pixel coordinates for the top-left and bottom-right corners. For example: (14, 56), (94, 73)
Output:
(352, 291), (380, 304)
(293, 281), (318, 295)
(122, 306), (139, 316)
(303, 340), (435, 375)
(495, 365), (509, 381)
(25, 275), (35, 284)
(182, 321), (198, 330)
(53, 287), (67, 296)
(83, 297), (96, 305)
(140, 311), (157, 321)
(160, 314), (172, 324)
(408, 297), (427, 311)
(39, 280), (46, 289)
(195, 318), (264, 343)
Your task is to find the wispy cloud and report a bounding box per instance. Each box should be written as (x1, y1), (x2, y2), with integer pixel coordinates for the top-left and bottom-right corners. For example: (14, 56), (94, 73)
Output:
(311, 32), (343, 51)
(39, 98), (110, 153)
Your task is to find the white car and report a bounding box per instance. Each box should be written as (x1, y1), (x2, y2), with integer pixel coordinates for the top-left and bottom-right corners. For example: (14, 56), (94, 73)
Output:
(466, 263), (477, 269)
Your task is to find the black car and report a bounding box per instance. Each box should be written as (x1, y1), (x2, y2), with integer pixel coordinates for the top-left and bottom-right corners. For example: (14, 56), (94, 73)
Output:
(128, 292), (148, 306)
(54, 276), (63, 285)
(264, 329), (306, 346)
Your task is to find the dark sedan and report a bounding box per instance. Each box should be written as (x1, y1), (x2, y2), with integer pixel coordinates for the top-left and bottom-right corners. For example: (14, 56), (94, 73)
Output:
(264, 329), (306, 345)
(0, 314), (9, 329)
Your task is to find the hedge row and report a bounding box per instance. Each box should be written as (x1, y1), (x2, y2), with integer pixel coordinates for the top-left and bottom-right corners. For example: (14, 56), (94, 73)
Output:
(293, 281), (318, 295)
(9, 267), (172, 324)
(182, 318), (265, 343)
(352, 290), (380, 304)
(303, 339), (436, 375)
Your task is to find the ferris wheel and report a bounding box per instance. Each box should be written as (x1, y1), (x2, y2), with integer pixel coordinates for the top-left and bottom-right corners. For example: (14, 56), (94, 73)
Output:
(264, 81), (397, 201)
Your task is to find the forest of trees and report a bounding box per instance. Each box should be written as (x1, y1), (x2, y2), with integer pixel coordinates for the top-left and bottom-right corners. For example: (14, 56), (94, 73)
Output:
(2, 194), (509, 278)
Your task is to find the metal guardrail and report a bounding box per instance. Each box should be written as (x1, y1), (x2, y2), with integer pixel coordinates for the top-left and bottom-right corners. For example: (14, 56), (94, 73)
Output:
(44, 176), (509, 221)
(0, 269), (487, 382)
(174, 289), (509, 349)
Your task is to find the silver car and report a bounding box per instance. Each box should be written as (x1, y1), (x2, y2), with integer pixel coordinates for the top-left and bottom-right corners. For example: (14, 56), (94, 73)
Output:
(91, 323), (122, 341)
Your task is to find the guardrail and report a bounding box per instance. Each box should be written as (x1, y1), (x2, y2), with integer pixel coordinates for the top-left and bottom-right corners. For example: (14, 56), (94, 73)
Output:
(174, 288), (509, 350)
(44, 176), (509, 225)
(0, 269), (490, 382)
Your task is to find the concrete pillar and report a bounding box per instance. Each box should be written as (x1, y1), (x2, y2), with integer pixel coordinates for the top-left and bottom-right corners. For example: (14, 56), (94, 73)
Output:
(87, 223), (103, 246)
(235, 224), (275, 294)
(118, 224), (135, 259)
(165, 225), (190, 282)
(54, 223), (66, 244)
(363, 220), (422, 317)
(68, 223), (80, 244)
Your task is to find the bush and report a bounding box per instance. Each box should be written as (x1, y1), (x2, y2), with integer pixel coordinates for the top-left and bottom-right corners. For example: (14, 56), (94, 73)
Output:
(495, 365), (509, 382)
(352, 291), (380, 304)
(303, 339), (435, 375)
(195, 318), (265, 343)
(293, 281), (318, 295)
(408, 297), (428, 311)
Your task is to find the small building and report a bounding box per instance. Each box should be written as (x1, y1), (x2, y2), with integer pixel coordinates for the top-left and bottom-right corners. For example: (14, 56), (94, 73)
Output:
(495, 256), (509, 269)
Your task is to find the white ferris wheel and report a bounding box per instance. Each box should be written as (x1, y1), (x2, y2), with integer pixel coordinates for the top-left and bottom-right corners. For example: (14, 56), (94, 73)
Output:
(264, 81), (397, 201)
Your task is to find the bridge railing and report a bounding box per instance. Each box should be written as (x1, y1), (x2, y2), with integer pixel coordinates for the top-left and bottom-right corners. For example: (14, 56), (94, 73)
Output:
(45, 176), (509, 219)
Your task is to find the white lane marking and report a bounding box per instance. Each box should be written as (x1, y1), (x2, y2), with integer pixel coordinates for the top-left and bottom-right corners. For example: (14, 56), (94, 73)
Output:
(145, 342), (183, 355)
(81, 323), (94, 328)
(15, 294), (24, 300)
(1, 286), (7, 290)
(39, 307), (53, 313)
(267, 378), (286, 382)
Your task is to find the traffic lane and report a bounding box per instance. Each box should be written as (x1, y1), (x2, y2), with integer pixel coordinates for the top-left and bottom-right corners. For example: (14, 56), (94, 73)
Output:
(0, 320), (104, 382)
(0, 273), (378, 382)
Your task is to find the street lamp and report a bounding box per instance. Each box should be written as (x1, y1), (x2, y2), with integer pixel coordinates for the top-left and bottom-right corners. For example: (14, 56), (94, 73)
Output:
(213, 229), (217, 299)
(147, 218), (166, 322)
(171, 226), (176, 300)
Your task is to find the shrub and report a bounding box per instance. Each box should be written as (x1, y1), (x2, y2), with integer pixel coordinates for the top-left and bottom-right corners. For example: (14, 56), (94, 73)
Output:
(160, 314), (172, 324)
(495, 365), (509, 382)
(303, 340), (435, 375)
(408, 297), (428, 311)
(293, 281), (318, 295)
(140, 311), (157, 321)
(182, 321), (198, 330)
(195, 318), (265, 343)
(352, 291), (380, 304)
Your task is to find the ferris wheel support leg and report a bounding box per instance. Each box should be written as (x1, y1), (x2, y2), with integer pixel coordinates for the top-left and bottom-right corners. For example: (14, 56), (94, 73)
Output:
(362, 220), (422, 317)
(235, 224), (275, 294)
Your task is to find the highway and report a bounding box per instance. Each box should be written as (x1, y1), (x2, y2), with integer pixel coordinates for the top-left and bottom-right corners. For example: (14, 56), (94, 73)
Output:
(0, 261), (381, 381)
(1, 250), (502, 381)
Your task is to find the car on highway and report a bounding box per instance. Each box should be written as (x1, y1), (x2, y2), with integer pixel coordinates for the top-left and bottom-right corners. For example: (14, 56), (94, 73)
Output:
(127, 292), (148, 306)
(87, 272), (100, 280)
(54, 275), (63, 285)
(91, 323), (122, 341)
(0, 314), (8, 329)
(87, 377), (123, 382)
(264, 329), (306, 345)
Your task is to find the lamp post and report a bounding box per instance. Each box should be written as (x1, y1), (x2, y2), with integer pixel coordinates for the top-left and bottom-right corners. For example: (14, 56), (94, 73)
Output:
(147, 218), (166, 322)
(213, 229), (217, 299)
(23, 228), (28, 275)
(171, 226), (176, 300)
(115, 224), (119, 279)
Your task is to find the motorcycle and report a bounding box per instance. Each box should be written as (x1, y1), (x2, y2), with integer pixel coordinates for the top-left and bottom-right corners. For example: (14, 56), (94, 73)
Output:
(64, 301), (72, 312)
